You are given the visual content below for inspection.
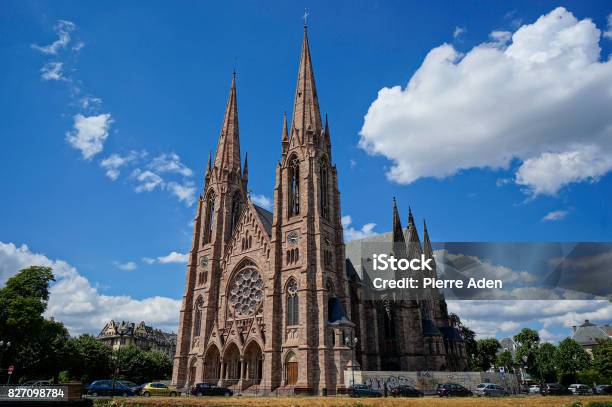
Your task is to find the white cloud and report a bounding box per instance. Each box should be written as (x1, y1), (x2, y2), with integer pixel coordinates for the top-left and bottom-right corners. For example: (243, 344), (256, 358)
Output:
(31, 20), (76, 55)
(100, 152), (140, 181)
(542, 210), (569, 222)
(131, 169), (163, 192)
(79, 96), (102, 111)
(148, 153), (193, 177)
(453, 26), (466, 39)
(66, 113), (113, 160)
(342, 215), (377, 242)
(251, 194), (272, 210)
(142, 257), (156, 265)
(489, 30), (512, 46)
(0, 241), (180, 335)
(114, 261), (137, 271)
(604, 14), (612, 40)
(167, 181), (196, 206)
(40, 62), (64, 81)
(359, 7), (612, 197)
(156, 251), (189, 264)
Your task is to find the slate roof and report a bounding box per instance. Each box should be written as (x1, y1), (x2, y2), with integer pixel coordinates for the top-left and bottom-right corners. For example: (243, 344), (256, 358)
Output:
(572, 320), (611, 346)
(253, 205), (273, 236)
(440, 326), (464, 342)
(328, 297), (353, 325)
(422, 318), (442, 336)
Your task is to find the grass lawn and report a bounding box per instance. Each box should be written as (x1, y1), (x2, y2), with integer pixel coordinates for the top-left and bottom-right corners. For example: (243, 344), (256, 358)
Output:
(93, 395), (612, 407)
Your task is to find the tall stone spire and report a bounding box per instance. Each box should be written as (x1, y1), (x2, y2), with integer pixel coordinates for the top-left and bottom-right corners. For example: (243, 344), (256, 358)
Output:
(423, 220), (434, 261)
(291, 26), (322, 140)
(392, 198), (405, 244)
(214, 74), (241, 172)
(406, 207), (422, 259)
(281, 112), (289, 155)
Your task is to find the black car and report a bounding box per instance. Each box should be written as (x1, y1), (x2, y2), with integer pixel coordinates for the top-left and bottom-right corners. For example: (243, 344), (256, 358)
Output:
(391, 385), (423, 397)
(86, 380), (135, 397)
(437, 383), (473, 397)
(595, 384), (612, 395)
(540, 383), (571, 396)
(190, 382), (233, 396)
(349, 384), (383, 397)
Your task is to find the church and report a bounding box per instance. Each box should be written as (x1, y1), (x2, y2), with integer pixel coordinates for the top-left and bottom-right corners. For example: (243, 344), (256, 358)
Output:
(172, 25), (467, 394)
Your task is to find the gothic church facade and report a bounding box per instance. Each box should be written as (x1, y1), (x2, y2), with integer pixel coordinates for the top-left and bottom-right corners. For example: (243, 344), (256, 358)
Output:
(172, 26), (467, 394)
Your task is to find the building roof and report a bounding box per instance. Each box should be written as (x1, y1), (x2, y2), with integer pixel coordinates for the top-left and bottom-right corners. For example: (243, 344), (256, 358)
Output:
(253, 204), (273, 236)
(439, 326), (464, 342)
(97, 320), (177, 347)
(422, 318), (442, 336)
(572, 319), (611, 346)
(327, 297), (353, 326)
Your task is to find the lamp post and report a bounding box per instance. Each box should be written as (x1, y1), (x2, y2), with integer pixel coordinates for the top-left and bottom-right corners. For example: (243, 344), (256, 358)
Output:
(344, 335), (358, 390)
(0, 340), (12, 384)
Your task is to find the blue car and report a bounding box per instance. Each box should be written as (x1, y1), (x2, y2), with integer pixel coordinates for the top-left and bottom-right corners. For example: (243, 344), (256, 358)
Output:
(86, 380), (136, 397)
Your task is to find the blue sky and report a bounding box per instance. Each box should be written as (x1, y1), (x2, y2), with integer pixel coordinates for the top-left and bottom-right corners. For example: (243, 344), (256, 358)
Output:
(1, 1), (611, 341)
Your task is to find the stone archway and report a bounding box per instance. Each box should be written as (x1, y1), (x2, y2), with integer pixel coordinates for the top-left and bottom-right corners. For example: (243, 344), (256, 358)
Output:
(243, 341), (263, 387)
(222, 342), (241, 385)
(202, 345), (221, 385)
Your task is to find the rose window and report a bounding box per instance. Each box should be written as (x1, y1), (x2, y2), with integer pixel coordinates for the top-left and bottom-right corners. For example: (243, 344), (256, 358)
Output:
(228, 263), (264, 317)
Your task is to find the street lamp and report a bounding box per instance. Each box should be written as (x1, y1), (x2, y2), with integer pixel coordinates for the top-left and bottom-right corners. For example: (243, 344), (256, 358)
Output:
(344, 335), (358, 390)
(0, 340), (12, 384)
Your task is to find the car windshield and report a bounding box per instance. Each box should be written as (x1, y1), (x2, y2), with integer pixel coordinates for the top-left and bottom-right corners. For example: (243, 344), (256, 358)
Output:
(477, 384), (486, 388)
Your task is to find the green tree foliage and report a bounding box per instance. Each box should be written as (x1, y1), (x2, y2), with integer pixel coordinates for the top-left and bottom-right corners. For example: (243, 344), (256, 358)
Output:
(475, 338), (500, 371)
(115, 345), (172, 384)
(555, 338), (591, 378)
(536, 342), (558, 382)
(496, 350), (513, 370)
(449, 313), (478, 370)
(514, 328), (540, 376)
(66, 335), (113, 383)
(592, 339), (612, 381)
(0, 266), (71, 381)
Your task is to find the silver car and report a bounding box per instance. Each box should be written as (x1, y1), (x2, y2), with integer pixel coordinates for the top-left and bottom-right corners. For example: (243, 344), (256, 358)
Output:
(474, 383), (507, 397)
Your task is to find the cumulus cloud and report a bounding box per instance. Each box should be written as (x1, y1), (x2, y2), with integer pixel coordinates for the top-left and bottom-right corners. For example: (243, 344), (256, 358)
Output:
(542, 210), (569, 222)
(156, 251), (189, 264)
(166, 181), (196, 206)
(251, 194), (272, 210)
(360, 7), (612, 197)
(342, 215), (377, 242)
(131, 169), (163, 192)
(40, 62), (65, 81)
(66, 113), (113, 160)
(31, 20), (76, 55)
(0, 242), (180, 335)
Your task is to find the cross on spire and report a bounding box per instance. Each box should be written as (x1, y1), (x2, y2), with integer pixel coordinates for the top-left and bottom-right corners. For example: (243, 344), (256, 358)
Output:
(302, 9), (309, 27)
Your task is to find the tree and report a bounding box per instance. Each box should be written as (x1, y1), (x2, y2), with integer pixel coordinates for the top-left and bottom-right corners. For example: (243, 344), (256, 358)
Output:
(0, 266), (71, 382)
(449, 313), (478, 370)
(592, 339), (612, 381)
(66, 335), (113, 384)
(115, 345), (172, 384)
(514, 328), (540, 376)
(475, 338), (500, 371)
(555, 338), (591, 384)
(496, 350), (513, 371)
(536, 342), (557, 382)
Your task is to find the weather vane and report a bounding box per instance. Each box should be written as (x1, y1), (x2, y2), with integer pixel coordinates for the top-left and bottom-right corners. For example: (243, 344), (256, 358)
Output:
(302, 9), (309, 27)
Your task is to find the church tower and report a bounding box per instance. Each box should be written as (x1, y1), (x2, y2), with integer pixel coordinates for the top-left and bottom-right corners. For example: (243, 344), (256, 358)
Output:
(172, 74), (247, 387)
(267, 24), (354, 392)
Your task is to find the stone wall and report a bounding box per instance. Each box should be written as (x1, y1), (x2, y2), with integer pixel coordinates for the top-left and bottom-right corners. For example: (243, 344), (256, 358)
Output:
(346, 370), (520, 395)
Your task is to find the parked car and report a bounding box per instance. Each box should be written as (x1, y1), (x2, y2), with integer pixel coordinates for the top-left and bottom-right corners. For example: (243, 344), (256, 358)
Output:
(131, 383), (145, 395)
(119, 380), (138, 389)
(595, 384), (612, 395)
(569, 384), (592, 395)
(437, 383), (473, 397)
(86, 380), (135, 397)
(190, 382), (233, 396)
(474, 383), (508, 397)
(348, 384), (382, 397)
(540, 383), (571, 396)
(391, 385), (423, 397)
(141, 382), (179, 397)
(529, 384), (541, 394)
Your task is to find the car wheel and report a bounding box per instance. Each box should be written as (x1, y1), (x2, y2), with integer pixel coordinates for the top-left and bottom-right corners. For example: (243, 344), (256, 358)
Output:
(91, 392), (98, 397)
(169, 391), (177, 397)
(143, 391), (150, 397)
(225, 391), (230, 396)
(122, 392), (128, 397)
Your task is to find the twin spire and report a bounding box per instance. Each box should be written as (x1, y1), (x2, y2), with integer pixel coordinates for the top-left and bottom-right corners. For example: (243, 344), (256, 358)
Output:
(211, 26), (323, 178)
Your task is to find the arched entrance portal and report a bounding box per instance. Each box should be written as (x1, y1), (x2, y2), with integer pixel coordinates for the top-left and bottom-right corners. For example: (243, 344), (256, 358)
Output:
(243, 341), (263, 387)
(222, 342), (241, 385)
(285, 352), (298, 385)
(202, 345), (221, 385)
